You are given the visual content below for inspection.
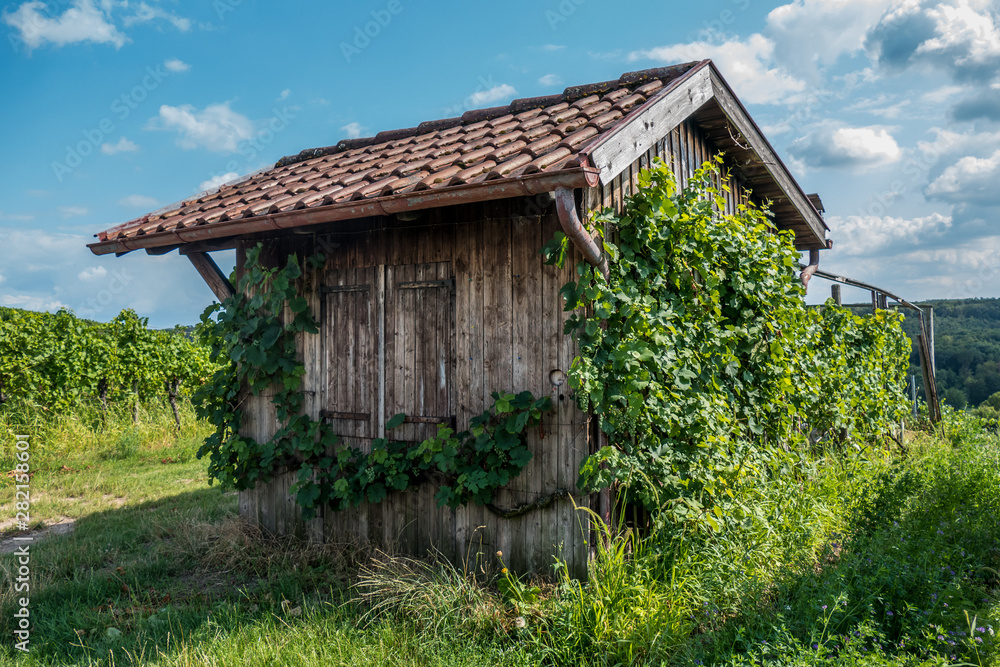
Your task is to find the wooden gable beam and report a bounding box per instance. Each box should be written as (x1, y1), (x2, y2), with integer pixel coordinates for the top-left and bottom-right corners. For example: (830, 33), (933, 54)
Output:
(587, 63), (714, 184)
(187, 251), (235, 303)
(585, 61), (828, 250)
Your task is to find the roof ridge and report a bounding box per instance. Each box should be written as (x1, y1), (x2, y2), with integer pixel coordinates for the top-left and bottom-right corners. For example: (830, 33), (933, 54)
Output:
(273, 61), (701, 170)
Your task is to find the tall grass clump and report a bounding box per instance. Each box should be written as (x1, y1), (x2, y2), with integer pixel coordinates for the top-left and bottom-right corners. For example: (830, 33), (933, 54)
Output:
(688, 412), (1000, 666)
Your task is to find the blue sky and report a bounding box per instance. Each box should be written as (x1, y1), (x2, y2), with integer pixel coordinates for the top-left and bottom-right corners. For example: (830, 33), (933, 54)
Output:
(1, 0), (998, 327)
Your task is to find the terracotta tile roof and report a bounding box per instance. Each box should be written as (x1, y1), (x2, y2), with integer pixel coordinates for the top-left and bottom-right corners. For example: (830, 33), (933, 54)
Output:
(91, 62), (705, 254)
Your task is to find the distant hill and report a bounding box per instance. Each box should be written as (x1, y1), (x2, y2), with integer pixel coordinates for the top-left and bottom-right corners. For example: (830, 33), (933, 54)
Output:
(844, 298), (1000, 409)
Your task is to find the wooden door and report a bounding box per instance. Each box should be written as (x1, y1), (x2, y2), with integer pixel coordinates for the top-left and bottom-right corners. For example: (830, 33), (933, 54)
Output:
(322, 262), (454, 444)
(385, 262), (455, 443)
(322, 266), (382, 441)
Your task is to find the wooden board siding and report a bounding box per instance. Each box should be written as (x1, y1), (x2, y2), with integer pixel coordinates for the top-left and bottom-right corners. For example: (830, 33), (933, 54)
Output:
(595, 118), (748, 216)
(236, 199), (592, 579)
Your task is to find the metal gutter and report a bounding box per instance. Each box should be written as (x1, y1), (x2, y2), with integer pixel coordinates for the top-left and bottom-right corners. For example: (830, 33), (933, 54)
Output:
(88, 168), (600, 256)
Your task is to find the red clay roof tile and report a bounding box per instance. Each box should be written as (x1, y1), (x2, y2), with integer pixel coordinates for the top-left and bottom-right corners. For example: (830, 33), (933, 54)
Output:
(94, 62), (708, 249)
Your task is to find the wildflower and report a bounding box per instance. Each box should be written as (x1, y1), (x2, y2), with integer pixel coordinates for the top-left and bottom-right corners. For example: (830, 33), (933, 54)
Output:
(812, 643), (819, 650)
(822, 605), (827, 610)
(496, 551), (502, 557)
(938, 635), (945, 641)
(977, 627), (986, 633)
(515, 616), (526, 629)
(977, 637), (984, 644)
(887, 611), (894, 617)
(502, 568), (509, 574)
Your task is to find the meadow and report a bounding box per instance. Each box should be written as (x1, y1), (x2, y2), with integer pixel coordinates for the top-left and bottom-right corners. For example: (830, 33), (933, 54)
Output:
(0, 399), (997, 666)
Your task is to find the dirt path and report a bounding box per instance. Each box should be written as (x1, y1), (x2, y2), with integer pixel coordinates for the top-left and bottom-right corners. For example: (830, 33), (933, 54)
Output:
(0, 519), (75, 553)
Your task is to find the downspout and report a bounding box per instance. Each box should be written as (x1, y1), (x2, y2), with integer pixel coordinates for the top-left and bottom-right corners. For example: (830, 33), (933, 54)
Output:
(554, 188), (609, 279)
(554, 187), (611, 530)
(800, 249), (820, 292)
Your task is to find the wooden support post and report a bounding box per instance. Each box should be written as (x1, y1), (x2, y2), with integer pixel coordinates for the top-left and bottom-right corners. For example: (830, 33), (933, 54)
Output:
(911, 375), (918, 419)
(917, 332), (942, 424)
(831, 284), (842, 306)
(927, 306), (936, 376)
(871, 290), (878, 312)
(188, 252), (235, 302)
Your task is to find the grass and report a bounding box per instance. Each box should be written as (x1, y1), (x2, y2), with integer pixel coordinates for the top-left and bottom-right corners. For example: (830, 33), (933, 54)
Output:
(1, 402), (999, 665)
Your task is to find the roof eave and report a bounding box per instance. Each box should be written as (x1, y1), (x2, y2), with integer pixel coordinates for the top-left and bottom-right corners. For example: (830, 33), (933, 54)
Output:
(88, 167), (599, 256)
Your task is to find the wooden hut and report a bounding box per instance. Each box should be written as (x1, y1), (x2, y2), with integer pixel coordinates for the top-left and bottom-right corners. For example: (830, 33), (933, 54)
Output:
(89, 60), (828, 578)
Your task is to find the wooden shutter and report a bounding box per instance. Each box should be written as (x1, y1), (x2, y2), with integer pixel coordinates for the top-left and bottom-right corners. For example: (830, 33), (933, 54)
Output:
(384, 262), (455, 443)
(321, 266), (381, 440)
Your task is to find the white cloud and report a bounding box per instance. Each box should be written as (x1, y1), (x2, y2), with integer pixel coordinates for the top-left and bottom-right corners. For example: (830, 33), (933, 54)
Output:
(917, 126), (1000, 158)
(828, 212), (953, 255)
(3, 0), (127, 50)
(78, 266), (108, 281)
(0, 294), (70, 311)
(845, 94), (912, 119)
(0, 271), (5, 285)
(538, 74), (562, 87)
(467, 83), (517, 107)
(118, 194), (160, 208)
(921, 84), (970, 104)
(277, 89), (291, 101)
(122, 2), (191, 31)
(341, 122), (365, 139)
(868, 0), (1000, 81)
(57, 205), (88, 218)
(101, 136), (138, 155)
(164, 58), (190, 73)
(915, 0), (1000, 65)
(149, 102), (254, 153)
(629, 35), (807, 105)
(199, 172), (241, 192)
(926, 148), (1000, 205)
(765, 0), (896, 78)
(0, 211), (35, 221)
(542, 44), (565, 51)
(788, 124), (902, 168)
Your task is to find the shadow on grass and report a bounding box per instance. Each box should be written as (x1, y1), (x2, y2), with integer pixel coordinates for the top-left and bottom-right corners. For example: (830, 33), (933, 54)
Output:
(0, 487), (357, 666)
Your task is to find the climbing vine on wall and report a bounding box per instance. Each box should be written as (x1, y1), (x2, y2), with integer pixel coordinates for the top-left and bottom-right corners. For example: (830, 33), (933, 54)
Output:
(193, 244), (551, 519)
(544, 156), (909, 531)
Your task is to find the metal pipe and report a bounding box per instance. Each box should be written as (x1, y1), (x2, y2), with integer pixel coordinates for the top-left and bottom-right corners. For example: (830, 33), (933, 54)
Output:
(807, 268), (923, 313)
(800, 249), (820, 291)
(554, 187), (609, 279)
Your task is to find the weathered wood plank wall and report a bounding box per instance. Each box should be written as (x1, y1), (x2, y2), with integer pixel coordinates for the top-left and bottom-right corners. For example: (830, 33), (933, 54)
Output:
(237, 200), (593, 578)
(236, 120), (748, 579)
(595, 118), (748, 215)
